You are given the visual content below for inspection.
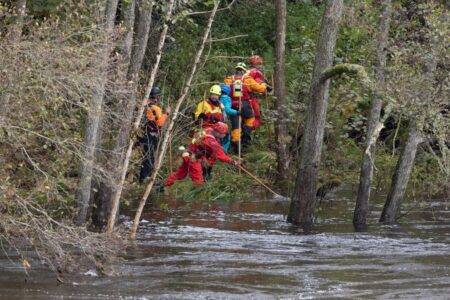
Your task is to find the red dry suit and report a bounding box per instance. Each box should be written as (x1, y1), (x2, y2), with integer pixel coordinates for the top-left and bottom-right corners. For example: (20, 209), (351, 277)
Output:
(165, 130), (233, 186)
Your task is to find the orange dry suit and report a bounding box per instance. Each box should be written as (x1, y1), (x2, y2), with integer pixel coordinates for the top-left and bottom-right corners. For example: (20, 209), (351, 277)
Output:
(247, 67), (268, 129)
(224, 74), (267, 143)
(139, 104), (168, 183)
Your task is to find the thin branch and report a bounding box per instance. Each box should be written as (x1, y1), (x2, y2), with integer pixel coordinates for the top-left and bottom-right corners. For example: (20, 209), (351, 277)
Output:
(186, 0), (236, 16)
(208, 34), (248, 43)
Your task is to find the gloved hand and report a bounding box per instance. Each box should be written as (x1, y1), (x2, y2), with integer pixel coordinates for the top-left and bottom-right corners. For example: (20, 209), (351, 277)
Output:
(266, 85), (273, 93)
(235, 110), (241, 116)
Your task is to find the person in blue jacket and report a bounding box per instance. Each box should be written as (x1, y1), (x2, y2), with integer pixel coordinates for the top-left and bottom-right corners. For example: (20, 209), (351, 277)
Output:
(219, 83), (239, 152)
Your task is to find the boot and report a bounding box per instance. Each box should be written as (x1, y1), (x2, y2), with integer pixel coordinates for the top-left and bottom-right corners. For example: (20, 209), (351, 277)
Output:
(231, 141), (239, 154)
(242, 125), (252, 149)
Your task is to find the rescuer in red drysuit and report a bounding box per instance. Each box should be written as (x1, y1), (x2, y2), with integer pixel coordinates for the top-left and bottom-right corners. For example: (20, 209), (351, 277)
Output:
(165, 122), (239, 187)
(247, 55), (272, 129)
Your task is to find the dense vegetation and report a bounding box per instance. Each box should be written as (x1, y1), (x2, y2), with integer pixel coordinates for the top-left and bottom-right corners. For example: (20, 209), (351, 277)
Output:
(0, 0), (448, 271)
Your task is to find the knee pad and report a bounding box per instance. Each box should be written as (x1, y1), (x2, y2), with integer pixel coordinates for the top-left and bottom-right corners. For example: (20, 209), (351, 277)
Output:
(231, 128), (241, 142)
(244, 117), (255, 128)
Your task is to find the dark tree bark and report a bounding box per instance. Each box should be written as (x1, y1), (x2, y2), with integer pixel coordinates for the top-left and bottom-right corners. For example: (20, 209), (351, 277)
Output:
(274, 0), (289, 182)
(6, 0), (27, 42)
(75, 0), (119, 226)
(379, 121), (423, 223)
(353, 0), (392, 231)
(288, 0), (343, 228)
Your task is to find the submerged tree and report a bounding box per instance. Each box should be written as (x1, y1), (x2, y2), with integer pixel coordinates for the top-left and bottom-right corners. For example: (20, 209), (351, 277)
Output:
(288, 0), (344, 228)
(353, 0), (392, 231)
(380, 1), (448, 223)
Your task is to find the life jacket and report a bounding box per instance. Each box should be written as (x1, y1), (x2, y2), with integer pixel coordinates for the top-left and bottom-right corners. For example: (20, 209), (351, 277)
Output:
(195, 100), (224, 126)
(145, 104), (167, 133)
(248, 68), (266, 84)
(229, 75), (250, 107)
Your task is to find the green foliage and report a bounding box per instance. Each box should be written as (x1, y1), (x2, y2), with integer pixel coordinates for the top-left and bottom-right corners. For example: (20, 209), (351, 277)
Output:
(2, 0), (447, 218)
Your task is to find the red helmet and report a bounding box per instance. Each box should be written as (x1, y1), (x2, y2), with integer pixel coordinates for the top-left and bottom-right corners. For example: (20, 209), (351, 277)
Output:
(212, 122), (228, 135)
(249, 55), (263, 66)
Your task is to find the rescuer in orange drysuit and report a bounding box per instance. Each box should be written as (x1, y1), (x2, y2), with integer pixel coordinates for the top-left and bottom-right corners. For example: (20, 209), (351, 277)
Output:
(224, 62), (267, 153)
(247, 55), (272, 130)
(139, 86), (170, 183)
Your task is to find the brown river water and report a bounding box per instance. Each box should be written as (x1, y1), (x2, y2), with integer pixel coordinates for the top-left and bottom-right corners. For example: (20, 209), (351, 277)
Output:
(1, 186), (449, 299)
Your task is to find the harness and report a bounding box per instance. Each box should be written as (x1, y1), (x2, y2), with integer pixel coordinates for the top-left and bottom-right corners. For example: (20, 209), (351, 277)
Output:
(230, 75), (250, 109)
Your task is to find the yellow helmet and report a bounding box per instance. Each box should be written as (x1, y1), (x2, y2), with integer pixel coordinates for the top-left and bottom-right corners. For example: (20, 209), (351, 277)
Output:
(209, 84), (221, 95)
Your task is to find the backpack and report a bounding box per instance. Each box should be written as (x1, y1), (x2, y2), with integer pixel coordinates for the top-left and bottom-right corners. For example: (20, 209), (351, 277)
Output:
(232, 75), (243, 98)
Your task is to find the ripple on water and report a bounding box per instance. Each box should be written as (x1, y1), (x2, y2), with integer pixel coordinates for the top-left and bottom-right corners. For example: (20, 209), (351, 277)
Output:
(1, 198), (449, 299)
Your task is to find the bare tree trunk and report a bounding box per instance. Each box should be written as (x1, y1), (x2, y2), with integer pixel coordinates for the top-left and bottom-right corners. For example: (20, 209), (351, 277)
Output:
(379, 121), (423, 223)
(128, 0), (154, 79)
(75, 0), (119, 226)
(129, 0), (221, 239)
(353, 0), (391, 231)
(6, 0), (27, 42)
(91, 0), (139, 229)
(120, 0), (136, 67)
(93, 0), (154, 229)
(112, 0), (154, 166)
(288, 0), (343, 228)
(274, 0), (289, 182)
(106, 0), (176, 233)
(379, 4), (439, 224)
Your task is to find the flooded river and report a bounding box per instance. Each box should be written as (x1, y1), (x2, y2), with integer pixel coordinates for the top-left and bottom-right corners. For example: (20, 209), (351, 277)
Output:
(1, 187), (449, 299)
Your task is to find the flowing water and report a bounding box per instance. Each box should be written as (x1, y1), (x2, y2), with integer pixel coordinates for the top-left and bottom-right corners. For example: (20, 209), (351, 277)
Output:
(1, 186), (449, 299)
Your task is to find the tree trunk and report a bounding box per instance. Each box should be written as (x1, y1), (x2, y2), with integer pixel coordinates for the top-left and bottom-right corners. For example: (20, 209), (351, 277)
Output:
(120, 0), (136, 67)
(129, 0), (221, 239)
(288, 0), (343, 228)
(112, 0), (154, 166)
(75, 0), (119, 226)
(106, 0), (175, 234)
(353, 0), (391, 231)
(379, 121), (423, 223)
(6, 0), (27, 42)
(274, 0), (289, 183)
(91, 0), (139, 229)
